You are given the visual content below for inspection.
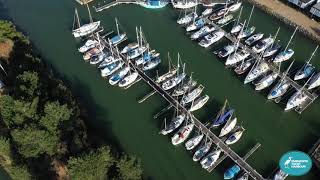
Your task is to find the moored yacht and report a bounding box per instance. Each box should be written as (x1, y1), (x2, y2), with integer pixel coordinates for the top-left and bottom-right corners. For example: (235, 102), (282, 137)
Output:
(212, 109), (234, 128)
(228, 2), (242, 12)
(101, 61), (124, 77)
(121, 42), (139, 54)
(201, 8), (213, 16)
(172, 0), (198, 9)
(237, 26), (255, 39)
(109, 66), (130, 85)
(191, 26), (215, 40)
(230, 23), (243, 34)
(273, 49), (294, 63)
(263, 43), (281, 58)
(185, 134), (204, 150)
(160, 114), (186, 135)
(217, 14), (233, 25)
(79, 39), (98, 53)
(127, 46), (147, 59)
(267, 80), (291, 100)
(294, 64), (315, 81)
(171, 123), (195, 145)
(172, 78), (197, 96)
(225, 128), (244, 145)
(234, 59), (253, 75)
(199, 30), (225, 48)
(209, 8), (229, 21)
(284, 91), (308, 111)
(162, 73), (186, 91)
(237, 173), (249, 180)
(177, 12), (198, 25)
(308, 72), (320, 90)
(219, 117), (237, 137)
(225, 49), (250, 66)
(244, 61), (270, 84)
(186, 18), (205, 32)
(244, 33), (264, 46)
(193, 141), (212, 161)
(90, 52), (107, 65)
(217, 44), (236, 58)
(252, 36), (274, 53)
(224, 164), (241, 179)
(200, 149), (222, 169)
(72, 7), (100, 38)
(189, 95), (209, 112)
(273, 169), (288, 180)
(142, 57), (161, 71)
(118, 71), (139, 88)
(255, 72), (278, 91)
(181, 85), (203, 104)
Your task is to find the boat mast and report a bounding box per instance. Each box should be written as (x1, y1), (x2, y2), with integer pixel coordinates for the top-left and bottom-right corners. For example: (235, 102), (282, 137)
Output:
(247, 5), (255, 28)
(306, 45), (318, 64)
(74, 8), (81, 30)
(135, 27), (140, 46)
(234, 6), (243, 27)
(269, 27), (280, 51)
(87, 4), (93, 23)
(168, 52), (172, 71)
(115, 18), (120, 35)
(284, 27), (298, 51)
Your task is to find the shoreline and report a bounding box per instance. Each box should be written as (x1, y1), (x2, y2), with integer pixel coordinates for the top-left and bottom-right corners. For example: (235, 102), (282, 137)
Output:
(246, 0), (320, 44)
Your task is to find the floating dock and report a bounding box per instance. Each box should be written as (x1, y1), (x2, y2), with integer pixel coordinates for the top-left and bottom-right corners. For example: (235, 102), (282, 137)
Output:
(204, 18), (319, 114)
(75, 0), (94, 5)
(98, 34), (266, 180)
(94, 0), (143, 12)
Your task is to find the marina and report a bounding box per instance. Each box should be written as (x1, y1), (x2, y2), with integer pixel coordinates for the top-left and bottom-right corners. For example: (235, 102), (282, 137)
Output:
(2, 0), (320, 179)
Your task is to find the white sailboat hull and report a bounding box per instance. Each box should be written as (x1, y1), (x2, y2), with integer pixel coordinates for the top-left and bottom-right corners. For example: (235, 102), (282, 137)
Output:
(73, 21), (100, 38)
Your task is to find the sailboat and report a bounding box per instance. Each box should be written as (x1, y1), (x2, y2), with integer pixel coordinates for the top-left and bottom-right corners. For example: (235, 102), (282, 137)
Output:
(267, 61), (294, 100)
(160, 113), (186, 135)
(177, 8), (198, 25)
(121, 42), (139, 54)
(127, 27), (148, 60)
(199, 30), (225, 48)
(294, 45), (318, 81)
(263, 43), (281, 58)
(118, 71), (139, 88)
(186, 18), (205, 32)
(201, 8), (213, 16)
(162, 61), (186, 91)
(193, 140), (212, 161)
(109, 18), (127, 46)
(244, 60), (270, 84)
(217, 44), (236, 58)
(181, 85), (204, 104)
(171, 122), (195, 145)
(212, 109), (234, 128)
(228, 1), (242, 12)
(90, 52), (106, 65)
(237, 6), (255, 39)
(308, 72), (320, 90)
(172, 0), (198, 9)
(142, 56), (161, 71)
(155, 53), (178, 84)
(225, 127), (245, 145)
(234, 58), (254, 75)
(172, 76), (197, 97)
(109, 66), (130, 85)
(72, 6), (100, 38)
(189, 95), (209, 112)
(209, 8), (229, 21)
(219, 117), (237, 137)
(200, 149), (222, 169)
(252, 36), (274, 53)
(273, 27), (298, 63)
(101, 61), (124, 77)
(191, 26), (215, 40)
(230, 6), (243, 34)
(245, 33), (264, 46)
(79, 39), (99, 53)
(284, 91), (308, 111)
(185, 133), (204, 150)
(255, 72), (278, 91)
(135, 49), (159, 66)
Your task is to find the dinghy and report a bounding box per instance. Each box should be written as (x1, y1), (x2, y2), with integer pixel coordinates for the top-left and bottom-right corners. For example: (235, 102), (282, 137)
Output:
(193, 141), (212, 161)
(185, 134), (204, 150)
(171, 123), (195, 146)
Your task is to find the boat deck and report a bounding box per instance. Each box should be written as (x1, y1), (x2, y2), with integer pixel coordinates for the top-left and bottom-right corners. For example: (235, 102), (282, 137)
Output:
(97, 34), (266, 180)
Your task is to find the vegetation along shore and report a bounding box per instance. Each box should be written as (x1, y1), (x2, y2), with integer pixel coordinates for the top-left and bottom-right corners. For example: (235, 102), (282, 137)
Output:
(246, 0), (320, 43)
(0, 20), (143, 180)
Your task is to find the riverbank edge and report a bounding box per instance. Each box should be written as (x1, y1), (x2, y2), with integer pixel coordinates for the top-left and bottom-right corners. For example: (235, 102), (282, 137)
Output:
(246, 0), (320, 44)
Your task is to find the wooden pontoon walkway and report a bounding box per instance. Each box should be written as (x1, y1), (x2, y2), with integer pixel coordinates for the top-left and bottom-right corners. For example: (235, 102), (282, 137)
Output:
(204, 18), (318, 114)
(94, 0), (143, 12)
(97, 34), (266, 180)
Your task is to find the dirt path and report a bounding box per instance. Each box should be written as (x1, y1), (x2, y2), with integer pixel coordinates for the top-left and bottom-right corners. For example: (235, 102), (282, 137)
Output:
(247, 0), (320, 42)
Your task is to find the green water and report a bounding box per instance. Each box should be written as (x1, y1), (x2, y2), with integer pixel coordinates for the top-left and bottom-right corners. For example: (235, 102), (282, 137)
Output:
(1, 0), (320, 179)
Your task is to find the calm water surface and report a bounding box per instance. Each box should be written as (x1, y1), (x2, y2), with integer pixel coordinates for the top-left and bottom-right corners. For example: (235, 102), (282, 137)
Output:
(1, 0), (320, 179)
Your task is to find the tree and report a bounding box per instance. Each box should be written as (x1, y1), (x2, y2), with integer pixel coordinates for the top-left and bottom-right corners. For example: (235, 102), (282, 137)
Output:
(0, 95), (38, 127)
(67, 146), (114, 180)
(117, 155), (143, 180)
(39, 101), (72, 134)
(7, 165), (32, 180)
(11, 126), (59, 158)
(0, 21), (27, 42)
(16, 71), (39, 99)
(0, 136), (12, 165)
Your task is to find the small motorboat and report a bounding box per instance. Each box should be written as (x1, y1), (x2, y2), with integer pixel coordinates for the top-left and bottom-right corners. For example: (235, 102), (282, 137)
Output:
(273, 49), (294, 63)
(225, 128), (244, 145)
(177, 12), (198, 25)
(201, 8), (213, 16)
(78, 39), (98, 53)
(172, 78), (197, 97)
(199, 30), (225, 48)
(200, 149), (222, 169)
(244, 62), (270, 84)
(255, 72), (278, 91)
(118, 71), (139, 88)
(185, 134), (204, 150)
(267, 80), (291, 100)
(273, 169), (288, 180)
(212, 109), (234, 128)
(252, 36), (274, 53)
(224, 164), (241, 179)
(225, 49), (250, 66)
(230, 23), (243, 34)
(237, 173), (249, 180)
(186, 18), (205, 32)
(244, 33), (264, 46)
(172, 0), (198, 9)
(160, 114), (186, 135)
(209, 8), (229, 21)
(90, 52), (107, 65)
(189, 95), (209, 112)
(101, 61), (124, 77)
(171, 123), (195, 146)
(237, 26), (255, 39)
(193, 141), (212, 162)
(217, 44), (236, 58)
(219, 117), (237, 137)
(121, 42), (139, 54)
(294, 64), (315, 81)
(191, 26), (215, 40)
(162, 73), (186, 91)
(181, 85), (203, 104)
(109, 66), (130, 85)
(263, 43), (281, 58)
(234, 59), (254, 75)
(217, 14), (233, 25)
(308, 72), (320, 90)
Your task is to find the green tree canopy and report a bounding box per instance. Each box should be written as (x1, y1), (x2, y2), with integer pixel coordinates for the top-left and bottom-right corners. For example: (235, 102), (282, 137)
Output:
(0, 136), (12, 165)
(7, 165), (32, 180)
(11, 126), (59, 158)
(39, 101), (72, 134)
(117, 155), (143, 180)
(16, 71), (39, 99)
(0, 21), (26, 42)
(67, 146), (114, 180)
